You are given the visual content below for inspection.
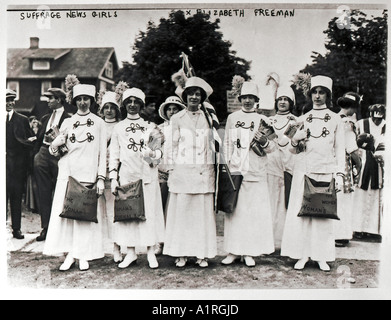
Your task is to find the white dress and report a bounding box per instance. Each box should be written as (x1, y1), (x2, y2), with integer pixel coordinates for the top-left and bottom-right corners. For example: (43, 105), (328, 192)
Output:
(280, 107), (345, 262)
(102, 119), (119, 241)
(222, 109), (275, 256)
(163, 108), (217, 259)
(334, 113), (358, 241)
(43, 112), (107, 261)
(268, 112), (298, 246)
(352, 118), (385, 235)
(109, 116), (165, 247)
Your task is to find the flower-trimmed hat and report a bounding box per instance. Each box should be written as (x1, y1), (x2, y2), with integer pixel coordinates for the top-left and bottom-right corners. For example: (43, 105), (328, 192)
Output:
(178, 77), (213, 103)
(122, 88), (146, 106)
(72, 84), (96, 104)
(159, 96), (186, 121)
(238, 82), (259, 102)
(337, 92), (361, 109)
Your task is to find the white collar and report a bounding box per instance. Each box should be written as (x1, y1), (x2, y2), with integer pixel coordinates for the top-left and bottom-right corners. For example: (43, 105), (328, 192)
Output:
(127, 114), (141, 120)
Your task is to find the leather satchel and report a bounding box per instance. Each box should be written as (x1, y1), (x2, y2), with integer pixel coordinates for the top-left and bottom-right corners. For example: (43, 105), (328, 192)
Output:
(217, 167), (243, 214)
(298, 175), (339, 220)
(114, 179), (146, 222)
(60, 176), (98, 223)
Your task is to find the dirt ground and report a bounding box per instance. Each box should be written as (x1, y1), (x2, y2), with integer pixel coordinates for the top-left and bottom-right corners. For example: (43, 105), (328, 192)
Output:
(6, 208), (382, 293)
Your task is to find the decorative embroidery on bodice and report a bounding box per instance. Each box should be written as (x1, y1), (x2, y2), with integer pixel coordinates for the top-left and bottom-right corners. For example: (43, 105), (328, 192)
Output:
(69, 118), (95, 143)
(273, 115), (296, 131)
(125, 121), (147, 152)
(235, 120), (255, 131)
(126, 122), (146, 134)
(306, 113), (331, 123)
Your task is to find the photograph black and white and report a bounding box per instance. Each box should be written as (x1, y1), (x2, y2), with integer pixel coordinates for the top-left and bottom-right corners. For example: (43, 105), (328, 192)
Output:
(2, 0), (391, 300)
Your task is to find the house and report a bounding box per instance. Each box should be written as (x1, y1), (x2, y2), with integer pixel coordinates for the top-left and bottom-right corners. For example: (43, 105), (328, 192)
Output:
(7, 37), (119, 119)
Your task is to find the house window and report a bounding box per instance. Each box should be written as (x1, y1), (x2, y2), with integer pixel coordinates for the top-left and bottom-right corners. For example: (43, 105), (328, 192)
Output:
(105, 61), (113, 79)
(32, 60), (50, 70)
(40, 80), (52, 101)
(7, 81), (20, 100)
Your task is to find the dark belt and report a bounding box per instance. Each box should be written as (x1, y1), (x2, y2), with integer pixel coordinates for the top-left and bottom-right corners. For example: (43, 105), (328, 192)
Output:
(41, 144), (50, 148)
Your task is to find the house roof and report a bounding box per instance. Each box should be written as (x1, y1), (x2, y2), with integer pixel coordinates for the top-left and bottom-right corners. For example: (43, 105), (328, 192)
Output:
(7, 47), (118, 79)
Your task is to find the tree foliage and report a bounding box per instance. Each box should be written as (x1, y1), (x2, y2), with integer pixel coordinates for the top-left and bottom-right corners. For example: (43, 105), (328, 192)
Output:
(300, 10), (387, 118)
(115, 10), (251, 121)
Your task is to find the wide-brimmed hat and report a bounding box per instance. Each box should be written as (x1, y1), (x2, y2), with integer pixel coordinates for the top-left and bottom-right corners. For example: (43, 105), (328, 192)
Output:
(337, 92), (361, 109)
(72, 84), (96, 102)
(179, 77), (213, 103)
(122, 88), (146, 105)
(238, 82), (259, 102)
(310, 75), (333, 93)
(6, 89), (17, 99)
(276, 85), (296, 105)
(159, 96), (186, 121)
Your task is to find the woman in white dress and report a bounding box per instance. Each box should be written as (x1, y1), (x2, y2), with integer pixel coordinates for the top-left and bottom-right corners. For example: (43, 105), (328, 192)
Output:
(97, 91), (122, 259)
(221, 82), (275, 267)
(267, 85), (297, 247)
(334, 92), (361, 247)
(154, 96), (186, 255)
(43, 84), (107, 271)
(353, 104), (385, 238)
(163, 77), (218, 268)
(109, 88), (165, 269)
(280, 76), (345, 272)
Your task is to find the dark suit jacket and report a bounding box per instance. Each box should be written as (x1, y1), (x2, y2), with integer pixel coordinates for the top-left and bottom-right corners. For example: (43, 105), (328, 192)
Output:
(6, 111), (33, 157)
(33, 108), (71, 155)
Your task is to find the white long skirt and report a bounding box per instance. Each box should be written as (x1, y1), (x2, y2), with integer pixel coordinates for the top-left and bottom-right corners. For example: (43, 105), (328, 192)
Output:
(334, 191), (353, 240)
(43, 178), (105, 261)
(163, 193), (217, 259)
(112, 180), (165, 248)
(224, 179), (275, 256)
(267, 174), (287, 248)
(352, 187), (383, 235)
(280, 171), (336, 262)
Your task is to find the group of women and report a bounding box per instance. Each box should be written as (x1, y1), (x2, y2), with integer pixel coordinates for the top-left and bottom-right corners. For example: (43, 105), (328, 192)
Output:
(42, 74), (385, 273)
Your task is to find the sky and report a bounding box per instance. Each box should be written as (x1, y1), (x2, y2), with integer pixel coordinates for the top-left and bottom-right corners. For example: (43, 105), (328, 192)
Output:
(4, 1), (386, 107)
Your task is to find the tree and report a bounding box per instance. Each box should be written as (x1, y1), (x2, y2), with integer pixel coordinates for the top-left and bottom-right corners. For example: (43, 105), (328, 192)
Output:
(115, 10), (251, 121)
(299, 10), (387, 118)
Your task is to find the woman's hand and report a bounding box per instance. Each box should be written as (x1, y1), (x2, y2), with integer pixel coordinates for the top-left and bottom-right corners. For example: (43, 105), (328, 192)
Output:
(96, 179), (105, 197)
(51, 133), (67, 148)
(141, 147), (156, 159)
(292, 127), (307, 144)
(254, 131), (268, 146)
(111, 179), (119, 196)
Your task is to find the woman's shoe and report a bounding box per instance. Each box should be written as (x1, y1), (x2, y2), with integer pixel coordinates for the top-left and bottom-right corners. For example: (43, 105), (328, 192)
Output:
(294, 257), (309, 270)
(118, 252), (137, 269)
(147, 253), (159, 269)
(79, 260), (90, 271)
(318, 261), (330, 272)
(113, 244), (123, 263)
(154, 243), (164, 255)
(243, 256), (256, 267)
(221, 254), (240, 265)
(175, 257), (187, 268)
(196, 259), (208, 268)
(59, 255), (75, 271)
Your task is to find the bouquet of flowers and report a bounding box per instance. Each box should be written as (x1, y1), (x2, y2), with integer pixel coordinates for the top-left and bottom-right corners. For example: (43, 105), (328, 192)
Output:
(143, 126), (165, 168)
(250, 118), (276, 156)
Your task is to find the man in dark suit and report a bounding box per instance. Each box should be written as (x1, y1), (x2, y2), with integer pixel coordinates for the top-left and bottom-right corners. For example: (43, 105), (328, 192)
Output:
(6, 89), (34, 239)
(33, 88), (71, 241)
